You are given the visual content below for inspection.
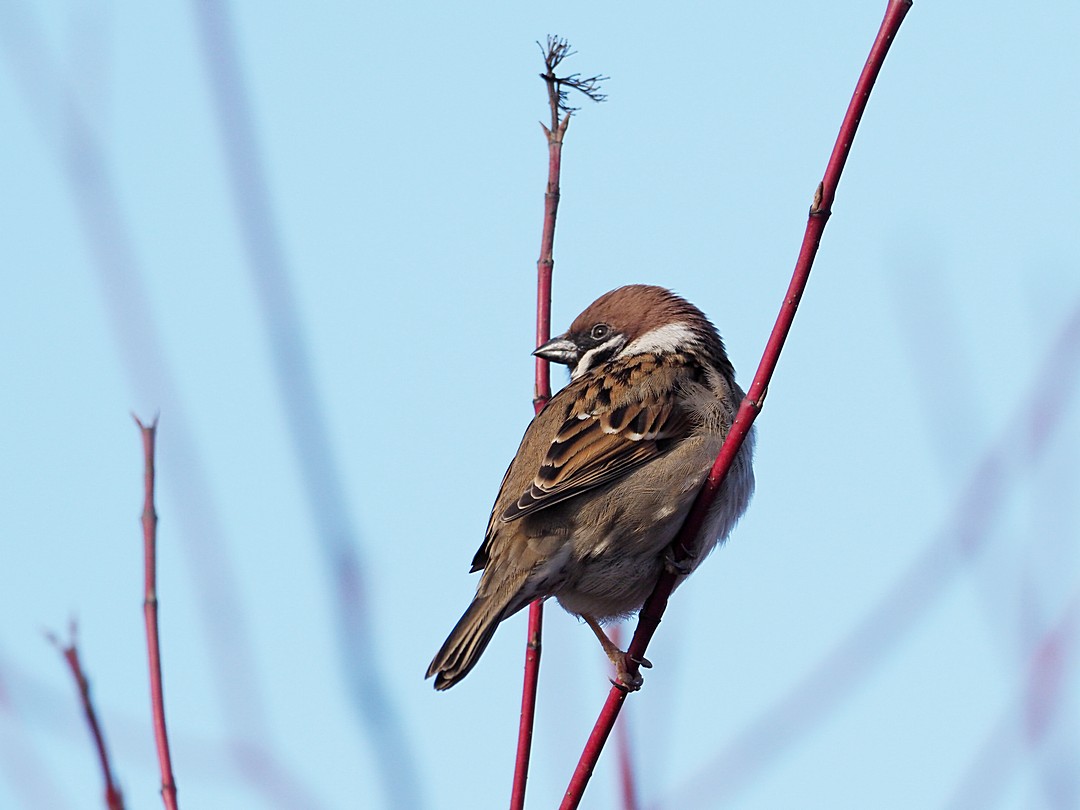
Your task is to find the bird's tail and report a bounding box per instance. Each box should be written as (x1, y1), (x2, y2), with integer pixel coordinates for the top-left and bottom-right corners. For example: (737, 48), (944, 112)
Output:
(427, 587), (521, 690)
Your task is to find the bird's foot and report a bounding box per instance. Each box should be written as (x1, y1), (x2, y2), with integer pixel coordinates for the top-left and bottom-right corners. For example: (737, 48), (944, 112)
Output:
(608, 652), (652, 692)
(663, 544), (696, 576)
(583, 614), (652, 691)
(610, 660), (644, 692)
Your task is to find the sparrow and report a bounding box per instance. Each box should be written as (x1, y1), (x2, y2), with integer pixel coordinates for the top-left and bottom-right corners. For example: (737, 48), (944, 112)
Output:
(427, 284), (755, 690)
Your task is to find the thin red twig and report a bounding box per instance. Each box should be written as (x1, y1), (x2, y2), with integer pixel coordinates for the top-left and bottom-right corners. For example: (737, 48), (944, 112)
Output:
(48, 623), (125, 810)
(531, 111), (560, 411)
(134, 416), (179, 810)
(610, 625), (640, 810)
(513, 35), (606, 809)
(530, 37), (572, 414)
(512, 601), (544, 810)
(560, 2), (913, 806)
(661, 296), (1080, 806)
(511, 39), (573, 810)
(1, 11), (319, 806)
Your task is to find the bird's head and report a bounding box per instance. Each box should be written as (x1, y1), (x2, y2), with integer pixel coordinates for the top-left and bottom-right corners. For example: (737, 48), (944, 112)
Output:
(533, 284), (730, 380)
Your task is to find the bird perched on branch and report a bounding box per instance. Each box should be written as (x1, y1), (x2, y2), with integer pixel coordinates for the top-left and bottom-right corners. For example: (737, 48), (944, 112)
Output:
(427, 285), (754, 690)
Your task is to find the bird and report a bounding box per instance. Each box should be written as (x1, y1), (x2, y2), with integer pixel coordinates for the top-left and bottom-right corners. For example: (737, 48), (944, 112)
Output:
(427, 284), (755, 691)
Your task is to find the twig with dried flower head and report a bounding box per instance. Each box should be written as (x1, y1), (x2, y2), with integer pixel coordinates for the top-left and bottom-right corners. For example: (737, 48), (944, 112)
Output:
(539, 35), (607, 122)
(511, 36), (606, 810)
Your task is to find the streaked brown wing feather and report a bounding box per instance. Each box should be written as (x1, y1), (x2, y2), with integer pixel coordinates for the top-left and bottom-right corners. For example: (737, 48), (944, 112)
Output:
(471, 455), (518, 572)
(502, 394), (691, 521)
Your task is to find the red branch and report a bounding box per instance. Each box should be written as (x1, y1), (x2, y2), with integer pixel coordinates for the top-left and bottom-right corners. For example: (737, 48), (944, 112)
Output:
(134, 416), (179, 810)
(511, 40), (574, 810)
(48, 623), (125, 810)
(559, 2), (913, 806)
(610, 625), (640, 810)
(531, 116), (561, 411)
(661, 296), (1080, 805)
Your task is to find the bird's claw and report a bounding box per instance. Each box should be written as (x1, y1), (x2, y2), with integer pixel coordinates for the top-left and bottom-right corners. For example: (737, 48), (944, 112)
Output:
(610, 670), (643, 693)
(609, 654), (647, 691)
(609, 677), (633, 693)
(663, 545), (696, 576)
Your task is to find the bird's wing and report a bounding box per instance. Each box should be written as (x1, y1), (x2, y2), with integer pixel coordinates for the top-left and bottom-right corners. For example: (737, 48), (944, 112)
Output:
(501, 359), (695, 522)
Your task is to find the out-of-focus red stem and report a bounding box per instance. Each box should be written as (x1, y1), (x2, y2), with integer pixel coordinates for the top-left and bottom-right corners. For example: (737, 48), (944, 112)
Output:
(50, 625), (125, 810)
(945, 591), (1080, 809)
(560, 2), (913, 806)
(135, 416), (179, 810)
(512, 57), (574, 810)
(614, 710), (640, 810)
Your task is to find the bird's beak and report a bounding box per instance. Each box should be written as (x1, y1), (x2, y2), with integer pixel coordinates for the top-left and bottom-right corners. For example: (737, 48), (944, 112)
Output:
(533, 335), (579, 366)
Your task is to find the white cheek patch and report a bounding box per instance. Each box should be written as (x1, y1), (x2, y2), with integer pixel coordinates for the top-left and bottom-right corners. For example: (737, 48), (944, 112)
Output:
(623, 321), (699, 355)
(571, 336), (625, 379)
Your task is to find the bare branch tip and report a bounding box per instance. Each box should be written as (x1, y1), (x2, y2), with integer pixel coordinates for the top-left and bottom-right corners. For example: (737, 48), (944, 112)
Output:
(44, 618), (78, 652)
(131, 412), (160, 432)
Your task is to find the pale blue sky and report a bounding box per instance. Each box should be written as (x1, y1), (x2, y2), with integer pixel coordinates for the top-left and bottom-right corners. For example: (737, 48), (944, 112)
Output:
(1, 2), (1078, 808)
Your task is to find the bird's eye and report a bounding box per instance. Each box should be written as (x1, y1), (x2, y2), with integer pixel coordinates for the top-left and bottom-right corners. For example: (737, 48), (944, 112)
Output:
(590, 324), (610, 341)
